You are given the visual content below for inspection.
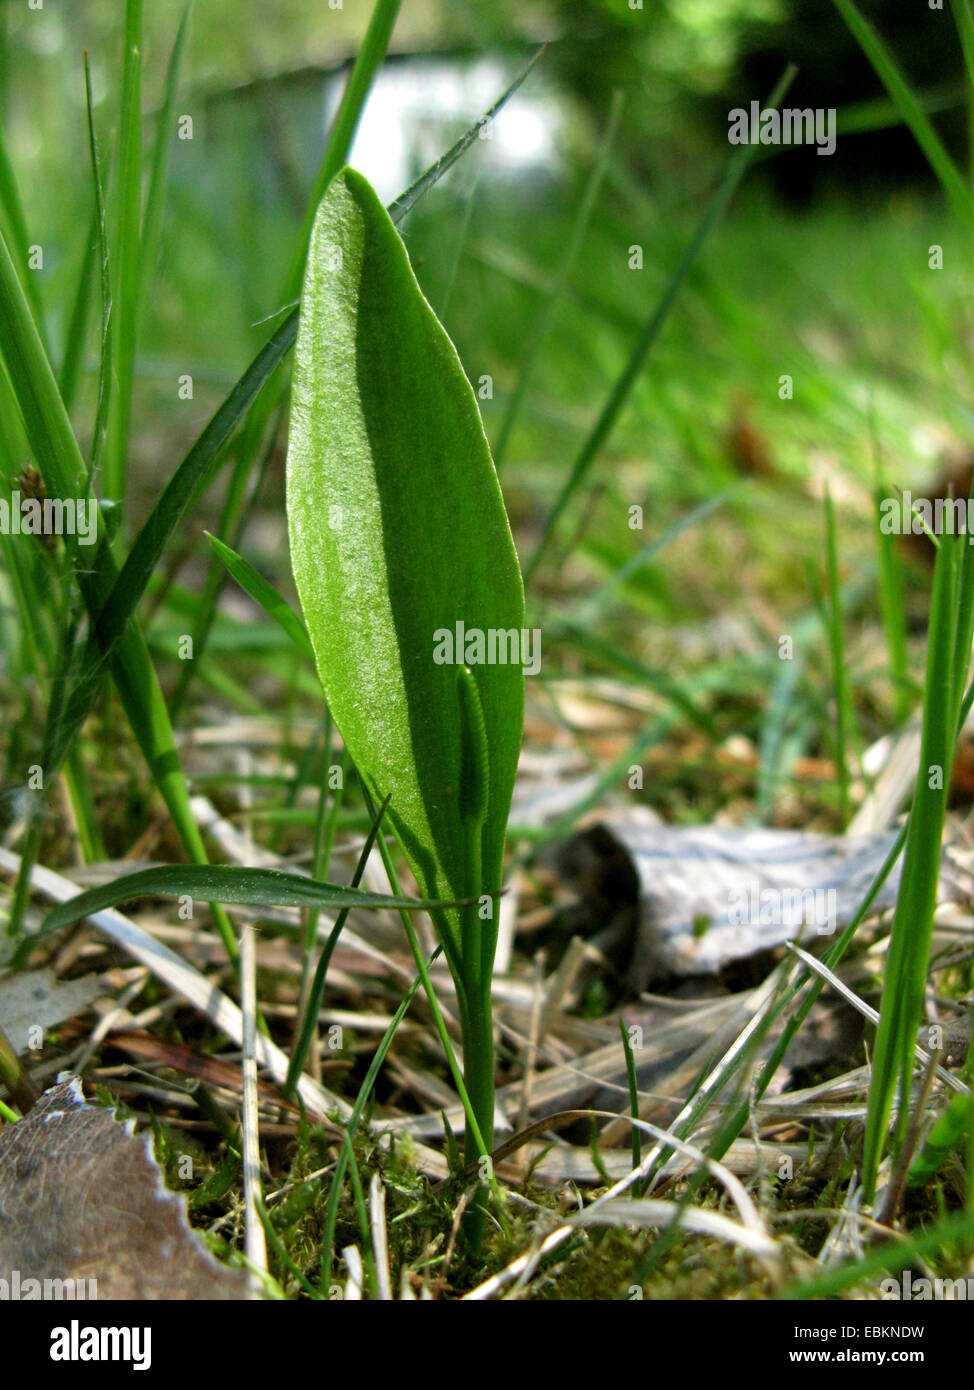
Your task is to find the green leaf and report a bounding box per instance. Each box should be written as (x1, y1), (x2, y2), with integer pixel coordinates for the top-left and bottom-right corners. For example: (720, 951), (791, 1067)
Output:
(84, 52), (549, 706)
(831, 0), (974, 229)
(286, 166), (525, 951)
(907, 1092), (974, 1189)
(204, 531), (314, 662)
(39, 864), (453, 937)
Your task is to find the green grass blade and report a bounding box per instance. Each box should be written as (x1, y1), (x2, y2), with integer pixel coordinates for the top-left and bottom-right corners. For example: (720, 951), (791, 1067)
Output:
(83, 51), (113, 484)
(204, 531), (313, 662)
(0, 222), (238, 965)
(51, 438), (302, 784)
(563, 490), (733, 626)
(757, 645), (805, 820)
(299, 740), (348, 969)
(88, 309), (298, 652)
(387, 43), (548, 227)
(58, 207), (97, 412)
(139, 1), (191, 314)
(318, 950), (438, 1286)
(837, 85), (967, 138)
(0, 120), (47, 351)
(0, 227), (87, 506)
(523, 64), (797, 585)
(283, 0), (402, 301)
(907, 1091), (973, 1189)
(780, 1206), (974, 1299)
(103, 0), (144, 501)
(949, 476), (974, 730)
(861, 526), (963, 1202)
(39, 863), (457, 938)
(285, 794), (390, 1097)
(494, 89), (622, 472)
(874, 474), (910, 725)
(169, 401), (285, 718)
(832, 0), (974, 227)
(823, 486), (851, 827)
(951, 0), (974, 181)
(952, 0), (974, 102)
(619, 1017), (643, 1197)
(438, 170), (480, 320)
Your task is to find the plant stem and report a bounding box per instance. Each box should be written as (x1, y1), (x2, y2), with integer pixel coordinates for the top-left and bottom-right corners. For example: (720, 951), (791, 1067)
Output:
(455, 664), (497, 1247)
(460, 949), (495, 1248)
(0, 1022), (38, 1114)
(358, 786), (507, 1232)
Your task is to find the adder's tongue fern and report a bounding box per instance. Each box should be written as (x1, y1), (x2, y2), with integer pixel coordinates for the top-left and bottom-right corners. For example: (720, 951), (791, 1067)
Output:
(286, 167), (526, 1247)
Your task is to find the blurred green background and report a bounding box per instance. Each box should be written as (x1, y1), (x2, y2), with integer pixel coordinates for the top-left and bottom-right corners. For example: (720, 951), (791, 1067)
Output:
(4, 0), (966, 499)
(3, 0), (971, 828)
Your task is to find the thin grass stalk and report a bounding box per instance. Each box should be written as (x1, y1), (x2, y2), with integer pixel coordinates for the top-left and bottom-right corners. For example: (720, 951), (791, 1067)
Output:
(103, 0), (143, 501)
(255, 1196), (315, 1298)
(138, 1), (192, 321)
(949, 0), (974, 184)
(283, 783), (385, 1098)
(58, 206), (97, 410)
(318, 955), (435, 1286)
(83, 52), (113, 485)
(438, 169), (480, 320)
(620, 1017), (643, 1196)
(494, 89), (623, 473)
(283, 0), (403, 301)
(823, 486), (851, 826)
(297, 744), (349, 989)
(0, 225), (241, 967)
(358, 784), (506, 1234)
(873, 467), (910, 724)
(0, 133), (48, 352)
(832, 0), (974, 226)
(861, 522), (965, 1203)
(523, 64), (797, 585)
(169, 402), (285, 718)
